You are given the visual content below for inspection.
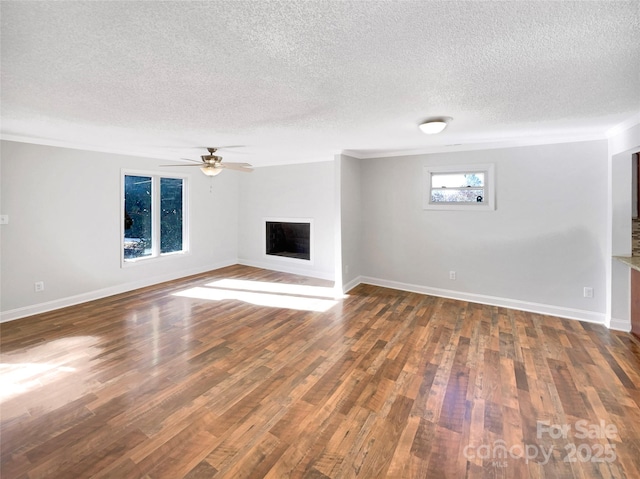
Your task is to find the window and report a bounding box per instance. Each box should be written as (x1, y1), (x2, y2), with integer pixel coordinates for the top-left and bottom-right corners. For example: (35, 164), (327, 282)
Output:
(423, 164), (495, 210)
(122, 172), (187, 263)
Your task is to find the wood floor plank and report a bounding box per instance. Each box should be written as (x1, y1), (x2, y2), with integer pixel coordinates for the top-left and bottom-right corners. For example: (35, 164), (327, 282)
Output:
(1, 264), (640, 478)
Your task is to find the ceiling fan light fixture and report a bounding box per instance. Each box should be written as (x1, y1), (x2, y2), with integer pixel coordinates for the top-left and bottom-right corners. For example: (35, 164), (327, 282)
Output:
(419, 117), (452, 134)
(201, 166), (222, 176)
(160, 147), (252, 175)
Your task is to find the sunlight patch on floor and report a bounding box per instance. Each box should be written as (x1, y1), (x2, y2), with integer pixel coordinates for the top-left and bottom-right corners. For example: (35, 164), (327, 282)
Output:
(205, 278), (345, 299)
(0, 363), (77, 400)
(0, 336), (98, 403)
(173, 284), (340, 312)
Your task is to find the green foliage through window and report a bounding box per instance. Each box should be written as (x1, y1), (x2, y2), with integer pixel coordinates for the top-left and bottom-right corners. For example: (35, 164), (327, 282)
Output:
(160, 178), (183, 254)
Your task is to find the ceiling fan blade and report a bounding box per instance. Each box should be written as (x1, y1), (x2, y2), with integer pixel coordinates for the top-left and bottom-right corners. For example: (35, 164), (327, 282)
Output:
(219, 161), (252, 167)
(160, 164), (203, 167)
(220, 163), (253, 172)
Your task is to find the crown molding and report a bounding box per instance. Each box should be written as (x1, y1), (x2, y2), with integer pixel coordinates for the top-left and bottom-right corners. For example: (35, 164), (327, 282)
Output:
(5, 112), (639, 165)
(342, 132), (607, 160)
(0, 133), (177, 161)
(0, 134), (338, 168)
(605, 111), (640, 138)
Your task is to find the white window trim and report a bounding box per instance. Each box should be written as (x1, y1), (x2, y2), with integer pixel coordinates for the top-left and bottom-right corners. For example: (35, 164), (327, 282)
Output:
(263, 217), (314, 265)
(121, 169), (190, 267)
(423, 164), (496, 211)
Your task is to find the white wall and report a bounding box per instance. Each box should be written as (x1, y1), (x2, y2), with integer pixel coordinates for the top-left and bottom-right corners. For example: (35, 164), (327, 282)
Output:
(0, 141), (239, 320)
(339, 154), (362, 291)
(607, 122), (640, 330)
(359, 140), (609, 323)
(632, 156), (638, 219)
(611, 153), (633, 256)
(237, 161), (335, 280)
(3, 135), (632, 328)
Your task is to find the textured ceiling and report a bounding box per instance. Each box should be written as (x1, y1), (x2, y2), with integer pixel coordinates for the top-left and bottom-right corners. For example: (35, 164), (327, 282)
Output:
(1, 1), (639, 166)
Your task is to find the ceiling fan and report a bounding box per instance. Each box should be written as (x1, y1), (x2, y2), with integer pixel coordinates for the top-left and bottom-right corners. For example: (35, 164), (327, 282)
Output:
(162, 147), (253, 176)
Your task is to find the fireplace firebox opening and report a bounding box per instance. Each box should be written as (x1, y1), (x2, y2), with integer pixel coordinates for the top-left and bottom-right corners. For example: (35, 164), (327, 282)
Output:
(265, 220), (311, 261)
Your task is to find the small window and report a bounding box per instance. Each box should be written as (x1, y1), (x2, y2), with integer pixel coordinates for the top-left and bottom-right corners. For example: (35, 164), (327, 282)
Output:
(424, 164), (495, 210)
(122, 172), (188, 264)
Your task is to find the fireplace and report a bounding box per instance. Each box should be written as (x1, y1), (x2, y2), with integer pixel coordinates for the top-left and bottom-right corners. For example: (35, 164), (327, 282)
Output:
(265, 220), (311, 261)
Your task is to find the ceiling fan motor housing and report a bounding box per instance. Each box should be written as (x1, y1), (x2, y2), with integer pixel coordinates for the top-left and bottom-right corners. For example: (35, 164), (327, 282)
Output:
(202, 154), (222, 164)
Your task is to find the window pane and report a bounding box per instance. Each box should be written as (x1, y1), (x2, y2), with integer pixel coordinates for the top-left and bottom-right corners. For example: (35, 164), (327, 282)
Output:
(432, 172), (484, 188)
(431, 188), (485, 203)
(124, 175), (152, 259)
(160, 177), (183, 254)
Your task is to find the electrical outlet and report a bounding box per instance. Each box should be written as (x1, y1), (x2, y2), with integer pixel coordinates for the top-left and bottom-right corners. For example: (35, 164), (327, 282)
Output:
(34, 281), (44, 292)
(583, 287), (593, 298)
(0, 215), (8, 225)
(449, 271), (456, 280)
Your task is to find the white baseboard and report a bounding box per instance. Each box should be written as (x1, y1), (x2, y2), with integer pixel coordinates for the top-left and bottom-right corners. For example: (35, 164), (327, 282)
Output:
(342, 276), (362, 294)
(1, 266), (613, 329)
(608, 317), (632, 332)
(0, 260), (236, 323)
(237, 258), (335, 282)
(355, 276), (607, 325)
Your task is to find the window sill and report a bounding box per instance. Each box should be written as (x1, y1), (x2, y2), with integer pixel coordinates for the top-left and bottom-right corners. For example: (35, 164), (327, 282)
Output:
(423, 203), (495, 211)
(122, 251), (190, 268)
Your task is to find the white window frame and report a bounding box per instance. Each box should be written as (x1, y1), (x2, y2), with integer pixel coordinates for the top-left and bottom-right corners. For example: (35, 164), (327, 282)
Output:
(121, 169), (189, 267)
(263, 217), (314, 265)
(423, 164), (496, 211)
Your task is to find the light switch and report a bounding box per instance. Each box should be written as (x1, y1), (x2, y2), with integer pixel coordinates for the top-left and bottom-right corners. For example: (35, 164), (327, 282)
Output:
(0, 215), (8, 225)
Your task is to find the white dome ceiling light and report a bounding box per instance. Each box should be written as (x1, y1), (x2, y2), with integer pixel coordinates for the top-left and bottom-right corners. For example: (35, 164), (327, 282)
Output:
(200, 165), (223, 176)
(419, 117), (452, 135)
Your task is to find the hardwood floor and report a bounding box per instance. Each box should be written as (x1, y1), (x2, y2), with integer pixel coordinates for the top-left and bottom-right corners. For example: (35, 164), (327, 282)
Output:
(2, 265), (640, 478)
